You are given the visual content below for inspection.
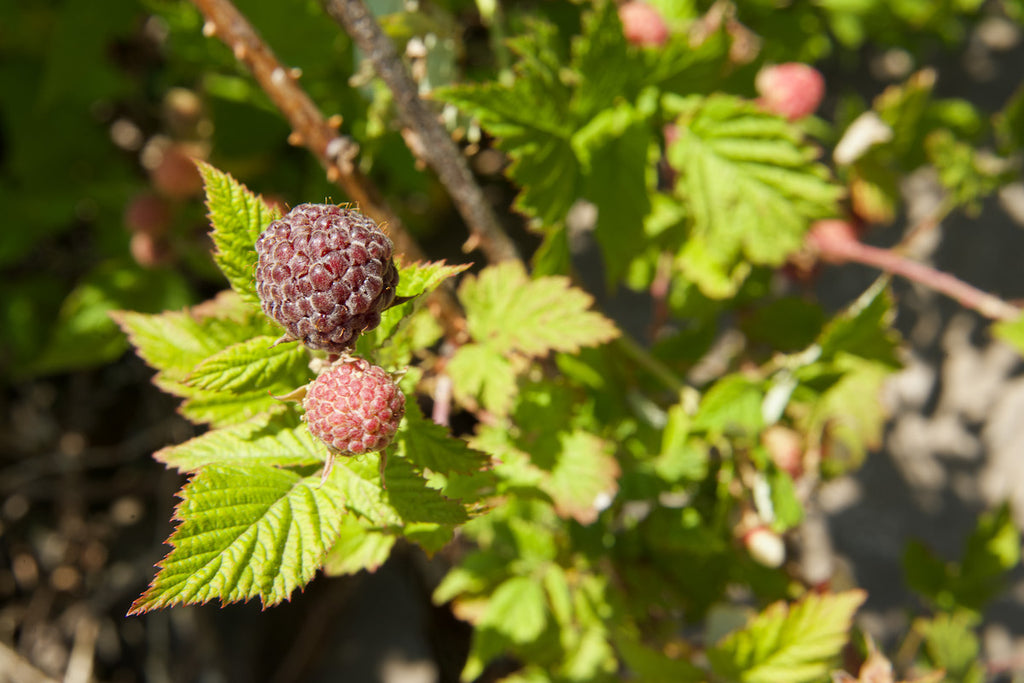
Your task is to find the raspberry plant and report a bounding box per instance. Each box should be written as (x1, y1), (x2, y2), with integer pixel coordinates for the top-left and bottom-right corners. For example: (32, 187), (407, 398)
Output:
(102, 0), (1024, 680)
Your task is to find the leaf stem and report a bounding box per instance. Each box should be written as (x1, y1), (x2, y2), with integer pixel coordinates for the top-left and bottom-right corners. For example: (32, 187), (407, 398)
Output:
(818, 238), (1021, 322)
(613, 335), (688, 396)
(321, 0), (521, 264)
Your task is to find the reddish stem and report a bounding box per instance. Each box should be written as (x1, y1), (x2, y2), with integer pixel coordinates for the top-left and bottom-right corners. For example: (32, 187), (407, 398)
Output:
(820, 239), (1021, 322)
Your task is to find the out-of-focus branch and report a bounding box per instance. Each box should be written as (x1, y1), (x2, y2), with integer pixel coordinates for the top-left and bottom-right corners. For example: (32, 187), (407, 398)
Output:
(817, 233), (1021, 322)
(188, 0), (465, 335)
(321, 0), (521, 264)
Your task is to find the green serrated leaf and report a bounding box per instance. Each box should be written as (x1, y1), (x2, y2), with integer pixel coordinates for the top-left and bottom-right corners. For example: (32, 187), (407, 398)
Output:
(360, 259), (468, 364)
(573, 103), (653, 284)
(459, 261), (619, 357)
(128, 464), (346, 613)
(570, 1), (645, 121)
(920, 611), (986, 683)
(171, 383), (290, 427)
(435, 21), (577, 227)
(334, 456), (470, 528)
(113, 291), (277, 383)
(154, 413), (323, 472)
(480, 576), (549, 645)
(544, 430), (619, 525)
(397, 400), (491, 475)
(198, 162), (281, 303)
(817, 278), (900, 366)
(707, 590), (866, 683)
(321, 517), (396, 576)
(447, 342), (520, 416)
(187, 336), (309, 393)
(667, 94), (841, 298)
(692, 374), (764, 436)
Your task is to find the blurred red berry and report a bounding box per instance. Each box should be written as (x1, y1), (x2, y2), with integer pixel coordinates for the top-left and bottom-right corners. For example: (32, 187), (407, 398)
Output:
(150, 145), (204, 199)
(755, 63), (825, 121)
(124, 193), (171, 237)
(619, 1), (669, 48)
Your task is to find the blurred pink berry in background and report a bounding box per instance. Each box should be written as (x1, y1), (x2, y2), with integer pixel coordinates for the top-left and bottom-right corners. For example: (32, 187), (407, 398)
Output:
(755, 62), (826, 120)
(618, 1), (669, 48)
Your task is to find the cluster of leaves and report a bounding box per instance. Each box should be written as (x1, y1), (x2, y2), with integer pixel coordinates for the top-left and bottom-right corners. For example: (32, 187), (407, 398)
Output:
(105, 0), (1024, 681)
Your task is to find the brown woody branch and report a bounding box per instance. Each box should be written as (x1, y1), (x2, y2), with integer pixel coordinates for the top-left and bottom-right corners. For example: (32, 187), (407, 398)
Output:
(321, 0), (520, 264)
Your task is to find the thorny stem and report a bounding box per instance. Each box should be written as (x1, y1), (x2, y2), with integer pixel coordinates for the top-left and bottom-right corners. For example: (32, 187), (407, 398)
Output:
(321, 0), (521, 263)
(188, 0), (466, 334)
(819, 239), (1022, 322)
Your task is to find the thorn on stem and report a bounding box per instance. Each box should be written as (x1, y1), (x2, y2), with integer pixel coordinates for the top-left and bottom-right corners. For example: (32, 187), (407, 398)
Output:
(202, 21), (217, 37)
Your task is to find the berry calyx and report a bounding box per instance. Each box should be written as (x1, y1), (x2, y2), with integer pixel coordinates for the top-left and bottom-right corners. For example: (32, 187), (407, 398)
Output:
(755, 62), (825, 121)
(618, 1), (670, 48)
(303, 357), (405, 458)
(255, 203), (399, 352)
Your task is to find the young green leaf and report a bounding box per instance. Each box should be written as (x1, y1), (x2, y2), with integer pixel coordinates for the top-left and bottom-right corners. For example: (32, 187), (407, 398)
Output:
(333, 456), (470, 528)
(154, 414), (323, 472)
(186, 335), (309, 393)
(168, 384), (290, 428)
(435, 21), (578, 228)
(447, 342), (520, 416)
(666, 94), (841, 298)
(458, 261), (619, 357)
(707, 590), (866, 683)
(920, 611), (986, 683)
(480, 576), (550, 645)
(359, 259), (469, 363)
(113, 292), (278, 383)
(573, 103), (653, 283)
(396, 400), (491, 475)
(198, 161), (281, 303)
(544, 430), (619, 525)
(128, 464), (346, 614)
(321, 517), (396, 576)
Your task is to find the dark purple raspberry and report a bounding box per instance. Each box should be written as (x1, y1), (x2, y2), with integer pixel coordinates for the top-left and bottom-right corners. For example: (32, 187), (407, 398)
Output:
(255, 203), (399, 352)
(303, 358), (405, 455)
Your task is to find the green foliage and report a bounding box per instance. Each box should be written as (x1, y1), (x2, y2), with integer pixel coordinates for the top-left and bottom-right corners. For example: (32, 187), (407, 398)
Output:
(54, 0), (1024, 677)
(903, 503), (1020, 613)
(199, 162), (282, 304)
(128, 464), (347, 614)
(666, 94), (841, 297)
(707, 590), (867, 683)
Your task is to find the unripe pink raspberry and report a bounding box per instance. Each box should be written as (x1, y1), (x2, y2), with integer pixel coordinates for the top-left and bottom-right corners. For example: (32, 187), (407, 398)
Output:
(755, 63), (825, 121)
(303, 357), (405, 456)
(618, 1), (669, 48)
(255, 203), (399, 352)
